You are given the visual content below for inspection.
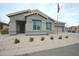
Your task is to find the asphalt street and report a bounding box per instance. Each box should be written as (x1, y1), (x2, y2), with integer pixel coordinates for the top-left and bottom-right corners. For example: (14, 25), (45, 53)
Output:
(19, 43), (79, 56)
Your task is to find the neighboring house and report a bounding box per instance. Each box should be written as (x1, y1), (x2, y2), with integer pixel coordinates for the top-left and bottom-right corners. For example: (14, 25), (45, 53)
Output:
(7, 9), (65, 35)
(66, 26), (79, 33)
(0, 22), (9, 30)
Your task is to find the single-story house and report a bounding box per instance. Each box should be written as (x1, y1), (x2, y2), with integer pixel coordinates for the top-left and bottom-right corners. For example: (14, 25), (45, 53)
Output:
(66, 26), (79, 33)
(7, 9), (65, 35)
(0, 22), (9, 30)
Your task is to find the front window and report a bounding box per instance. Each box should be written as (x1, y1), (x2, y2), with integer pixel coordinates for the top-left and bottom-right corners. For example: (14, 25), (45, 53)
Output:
(62, 27), (64, 32)
(33, 20), (41, 30)
(46, 22), (52, 31)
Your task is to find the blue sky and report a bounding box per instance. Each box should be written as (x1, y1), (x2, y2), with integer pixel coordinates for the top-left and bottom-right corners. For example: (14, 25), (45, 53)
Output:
(0, 3), (79, 26)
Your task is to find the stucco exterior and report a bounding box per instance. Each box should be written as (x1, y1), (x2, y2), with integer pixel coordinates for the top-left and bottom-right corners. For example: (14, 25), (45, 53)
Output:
(66, 26), (79, 33)
(0, 22), (9, 30)
(25, 14), (55, 35)
(55, 22), (65, 33)
(7, 9), (65, 35)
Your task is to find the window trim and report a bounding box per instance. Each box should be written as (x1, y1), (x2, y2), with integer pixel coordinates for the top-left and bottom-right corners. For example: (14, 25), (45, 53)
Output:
(46, 22), (52, 31)
(33, 20), (42, 31)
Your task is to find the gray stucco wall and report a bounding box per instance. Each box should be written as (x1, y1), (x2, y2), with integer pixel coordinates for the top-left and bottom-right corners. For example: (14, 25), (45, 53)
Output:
(55, 26), (65, 33)
(8, 13), (26, 35)
(54, 23), (65, 33)
(9, 17), (17, 35)
(25, 14), (55, 35)
(8, 11), (65, 35)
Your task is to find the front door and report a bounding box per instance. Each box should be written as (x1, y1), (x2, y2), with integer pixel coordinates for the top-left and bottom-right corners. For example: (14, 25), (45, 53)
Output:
(16, 21), (25, 33)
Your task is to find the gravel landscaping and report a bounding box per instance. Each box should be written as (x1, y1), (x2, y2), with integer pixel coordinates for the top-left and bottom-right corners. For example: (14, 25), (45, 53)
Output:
(0, 32), (79, 56)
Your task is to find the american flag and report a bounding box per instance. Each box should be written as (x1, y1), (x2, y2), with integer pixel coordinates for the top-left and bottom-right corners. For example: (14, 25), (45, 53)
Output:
(57, 3), (60, 13)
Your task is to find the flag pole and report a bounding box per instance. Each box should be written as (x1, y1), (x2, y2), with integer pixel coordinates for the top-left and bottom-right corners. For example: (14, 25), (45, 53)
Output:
(57, 3), (60, 35)
(57, 10), (58, 35)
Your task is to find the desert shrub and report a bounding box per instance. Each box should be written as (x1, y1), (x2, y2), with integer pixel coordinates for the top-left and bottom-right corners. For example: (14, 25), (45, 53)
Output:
(68, 30), (71, 32)
(14, 38), (20, 44)
(50, 36), (54, 40)
(46, 33), (49, 35)
(41, 37), (45, 41)
(58, 36), (62, 39)
(65, 36), (69, 38)
(72, 31), (75, 33)
(1, 29), (8, 34)
(29, 37), (34, 42)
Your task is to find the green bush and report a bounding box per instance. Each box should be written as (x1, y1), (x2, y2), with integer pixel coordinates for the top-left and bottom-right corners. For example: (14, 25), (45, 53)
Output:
(50, 36), (54, 40)
(41, 37), (45, 41)
(29, 37), (34, 42)
(65, 36), (69, 38)
(58, 36), (62, 39)
(14, 39), (20, 44)
(1, 29), (8, 34)
(72, 31), (75, 33)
